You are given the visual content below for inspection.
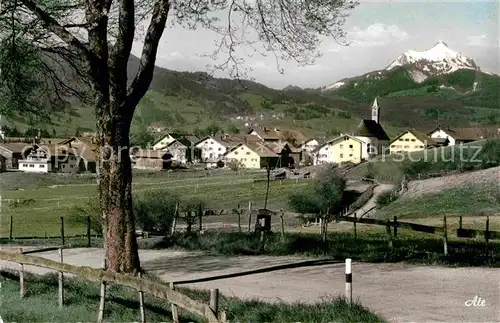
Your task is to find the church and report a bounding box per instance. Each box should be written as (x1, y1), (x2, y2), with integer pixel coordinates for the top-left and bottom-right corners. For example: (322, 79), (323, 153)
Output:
(352, 97), (391, 159)
(312, 97), (390, 165)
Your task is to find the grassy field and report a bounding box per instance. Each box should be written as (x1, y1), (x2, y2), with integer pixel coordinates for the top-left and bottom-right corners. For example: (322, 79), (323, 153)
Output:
(377, 184), (500, 223)
(155, 229), (499, 267)
(0, 270), (383, 323)
(0, 170), (311, 238)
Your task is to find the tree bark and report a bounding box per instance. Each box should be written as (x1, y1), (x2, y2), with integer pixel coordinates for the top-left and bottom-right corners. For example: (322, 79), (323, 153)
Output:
(97, 100), (140, 273)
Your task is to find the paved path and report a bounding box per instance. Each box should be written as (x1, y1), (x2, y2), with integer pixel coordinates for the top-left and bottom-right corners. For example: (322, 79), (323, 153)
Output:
(1, 247), (498, 322)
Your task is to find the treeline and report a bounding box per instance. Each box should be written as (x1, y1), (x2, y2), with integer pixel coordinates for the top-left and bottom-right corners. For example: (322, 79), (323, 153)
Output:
(1, 126), (55, 138)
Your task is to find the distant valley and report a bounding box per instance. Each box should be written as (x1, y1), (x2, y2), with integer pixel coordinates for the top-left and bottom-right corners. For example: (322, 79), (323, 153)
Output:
(4, 41), (499, 141)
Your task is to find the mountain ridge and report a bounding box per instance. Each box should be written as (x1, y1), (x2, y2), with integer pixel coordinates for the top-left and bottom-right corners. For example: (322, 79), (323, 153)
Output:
(4, 43), (499, 140)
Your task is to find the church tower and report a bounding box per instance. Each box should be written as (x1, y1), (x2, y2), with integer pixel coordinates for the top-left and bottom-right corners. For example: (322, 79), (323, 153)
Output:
(371, 97), (380, 124)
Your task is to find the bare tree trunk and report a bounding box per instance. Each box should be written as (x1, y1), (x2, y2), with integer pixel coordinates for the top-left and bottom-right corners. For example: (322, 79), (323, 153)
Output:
(98, 100), (140, 273)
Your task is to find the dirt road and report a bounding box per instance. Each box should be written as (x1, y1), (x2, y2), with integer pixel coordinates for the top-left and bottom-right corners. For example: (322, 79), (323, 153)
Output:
(0, 247), (498, 322)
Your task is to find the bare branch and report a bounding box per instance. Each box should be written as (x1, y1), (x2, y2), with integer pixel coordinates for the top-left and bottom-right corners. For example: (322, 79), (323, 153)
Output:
(126, 0), (171, 110)
(108, 0), (135, 99)
(18, 0), (91, 56)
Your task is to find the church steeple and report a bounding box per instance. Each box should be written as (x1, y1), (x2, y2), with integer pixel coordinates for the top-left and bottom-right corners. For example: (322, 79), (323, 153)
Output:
(371, 97), (380, 124)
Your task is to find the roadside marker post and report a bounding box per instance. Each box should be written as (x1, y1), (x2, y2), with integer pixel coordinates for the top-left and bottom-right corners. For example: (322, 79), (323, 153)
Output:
(345, 258), (352, 304)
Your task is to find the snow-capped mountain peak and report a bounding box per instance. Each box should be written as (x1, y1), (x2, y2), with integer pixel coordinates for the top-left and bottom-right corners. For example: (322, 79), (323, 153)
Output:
(386, 41), (479, 75)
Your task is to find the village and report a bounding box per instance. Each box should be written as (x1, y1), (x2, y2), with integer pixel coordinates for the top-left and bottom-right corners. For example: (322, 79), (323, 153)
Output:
(1, 97), (499, 174)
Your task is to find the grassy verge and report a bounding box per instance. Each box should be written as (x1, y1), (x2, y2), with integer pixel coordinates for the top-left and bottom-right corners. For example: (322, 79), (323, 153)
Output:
(155, 231), (499, 267)
(0, 270), (383, 323)
(378, 184), (500, 219)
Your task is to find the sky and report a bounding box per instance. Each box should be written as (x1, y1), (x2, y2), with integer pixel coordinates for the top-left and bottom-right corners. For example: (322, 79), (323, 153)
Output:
(131, 0), (500, 90)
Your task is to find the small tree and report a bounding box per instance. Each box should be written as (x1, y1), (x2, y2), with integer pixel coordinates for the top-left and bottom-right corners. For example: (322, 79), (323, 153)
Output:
(288, 165), (346, 216)
(227, 159), (244, 171)
(181, 197), (207, 234)
(134, 191), (180, 234)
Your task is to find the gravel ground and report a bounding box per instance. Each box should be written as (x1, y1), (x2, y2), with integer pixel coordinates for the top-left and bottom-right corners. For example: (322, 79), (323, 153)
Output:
(404, 166), (500, 199)
(1, 247), (498, 322)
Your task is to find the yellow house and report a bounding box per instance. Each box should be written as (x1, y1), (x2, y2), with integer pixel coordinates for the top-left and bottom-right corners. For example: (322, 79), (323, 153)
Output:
(389, 130), (438, 154)
(222, 142), (279, 169)
(329, 134), (364, 164)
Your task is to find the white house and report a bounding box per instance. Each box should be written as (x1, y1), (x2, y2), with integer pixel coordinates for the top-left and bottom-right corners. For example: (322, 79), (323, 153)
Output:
(428, 127), (455, 146)
(352, 97), (391, 159)
(194, 136), (229, 162)
(18, 145), (79, 173)
(300, 138), (319, 153)
(19, 155), (52, 173)
(312, 141), (334, 165)
(428, 126), (500, 146)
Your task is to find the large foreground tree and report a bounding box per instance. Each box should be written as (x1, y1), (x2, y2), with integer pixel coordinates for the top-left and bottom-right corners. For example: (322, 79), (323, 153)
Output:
(0, 0), (357, 273)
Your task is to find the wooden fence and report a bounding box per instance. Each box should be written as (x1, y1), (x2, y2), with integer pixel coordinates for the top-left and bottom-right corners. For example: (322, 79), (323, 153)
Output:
(0, 248), (225, 323)
(2, 215), (98, 246)
(4, 200), (499, 251)
(317, 214), (499, 255)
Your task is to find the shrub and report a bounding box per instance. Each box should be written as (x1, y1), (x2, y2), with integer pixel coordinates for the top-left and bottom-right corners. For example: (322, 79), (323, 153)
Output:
(134, 191), (180, 234)
(376, 189), (399, 207)
(288, 164), (346, 215)
(227, 159), (245, 171)
(70, 192), (182, 235)
(181, 197), (207, 233)
(479, 139), (500, 168)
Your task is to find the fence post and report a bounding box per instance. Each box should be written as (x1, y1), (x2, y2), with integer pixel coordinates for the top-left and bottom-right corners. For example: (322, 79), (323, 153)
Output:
(485, 216), (490, 246)
(280, 209), (285, 240)
(385, 221), (393, 249)
(443, 216), (448, 256)
(58, 247), (64, 308)
(171, 202), (179, 235)
(198, 204), (203, 232)
(237, 204), (242, 233)
(393, 216), (398, 239)
(259, 231), (266, 252)
(87, 216), (91, 248)
(97, 280), (106, 323)
(9, 216), (13, 243)
(60, 217), (65, 247)
(138, 272), (145, 323)
(210, 288), (219, 318)
(97, 259), (106, 323)
(247, 201), (252, 232)
(345, 258), (352, 304)
(19, 248), (24, 299)
(353, 213), (357, 239)
(170, 282), (179, 323)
